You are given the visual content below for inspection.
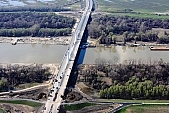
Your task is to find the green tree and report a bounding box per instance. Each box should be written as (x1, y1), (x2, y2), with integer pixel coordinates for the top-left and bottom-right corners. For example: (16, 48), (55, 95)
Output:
(112, 35), (117, 44)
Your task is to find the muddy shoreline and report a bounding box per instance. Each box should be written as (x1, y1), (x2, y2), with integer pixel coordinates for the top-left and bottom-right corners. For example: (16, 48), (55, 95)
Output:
(0, 36), (71, 45)
(1, 36), (169, 47)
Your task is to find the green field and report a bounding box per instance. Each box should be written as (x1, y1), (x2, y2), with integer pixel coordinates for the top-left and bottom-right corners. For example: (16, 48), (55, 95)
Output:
(97, 99), (169, 103)
(0, 108), (6, 113)
(16, 83), (41, 90)
(116, 104), (169, 113)
(0, 0), (69, 7)
(109, 12), (169, 19)
(0, 100), (42, 107)
(64, 103), (97, 111)
(97, 0), (169, 13)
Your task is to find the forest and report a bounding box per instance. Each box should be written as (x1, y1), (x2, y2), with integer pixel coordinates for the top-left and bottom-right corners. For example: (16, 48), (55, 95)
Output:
(0, 64), (51, 92)
(0, 12), (75, 37)
(0, 5), (69, 12)
(78, 58), (169, 100)
(88, 15), (169, 44)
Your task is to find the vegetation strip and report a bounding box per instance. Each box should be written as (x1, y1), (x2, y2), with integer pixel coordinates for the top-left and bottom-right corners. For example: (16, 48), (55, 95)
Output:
(109, 12), (169, 19)
(0, 100), (42, 107)
(88, 14), (169, 45)
(64, 103), (97, 111)
(0, 108), (6, 113)
(97, 99), (169, 103)
(0, 12), (75, 37)
(116, 104), (169, 113)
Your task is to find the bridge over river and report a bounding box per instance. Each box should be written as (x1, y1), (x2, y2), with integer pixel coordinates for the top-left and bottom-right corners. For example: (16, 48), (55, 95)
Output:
(43, 0), (94, 112)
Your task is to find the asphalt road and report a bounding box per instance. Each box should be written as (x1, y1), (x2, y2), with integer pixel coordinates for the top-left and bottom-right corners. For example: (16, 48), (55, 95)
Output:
(43, 0), (94, 112)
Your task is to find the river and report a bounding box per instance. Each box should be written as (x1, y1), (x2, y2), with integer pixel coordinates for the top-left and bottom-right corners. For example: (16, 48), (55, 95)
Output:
(0, 43), (169, 64)
(0, 43), (67, 63)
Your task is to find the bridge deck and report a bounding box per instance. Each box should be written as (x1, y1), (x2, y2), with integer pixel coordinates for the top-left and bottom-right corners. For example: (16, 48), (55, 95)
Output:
(43, 0), (93, 112)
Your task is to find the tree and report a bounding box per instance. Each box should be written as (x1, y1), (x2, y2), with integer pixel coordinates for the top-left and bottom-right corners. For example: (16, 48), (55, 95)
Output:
(0, 78), (8, 91)
(30, 24), (40, 36)
(112, 35), (117, 44)
(123, 31), (128, 44)
(140, 22), (146, 33)
(134, 36), (137, 44)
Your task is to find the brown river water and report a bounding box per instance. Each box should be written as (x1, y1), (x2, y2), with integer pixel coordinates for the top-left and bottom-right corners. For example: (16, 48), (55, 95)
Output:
(0, 43), (169, 64)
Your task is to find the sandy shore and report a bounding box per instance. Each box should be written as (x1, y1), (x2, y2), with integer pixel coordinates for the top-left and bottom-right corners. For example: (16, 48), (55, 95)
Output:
(1, 36), (169, 47)
(0, 36), (72, 45)
(126, 41), (169, 46)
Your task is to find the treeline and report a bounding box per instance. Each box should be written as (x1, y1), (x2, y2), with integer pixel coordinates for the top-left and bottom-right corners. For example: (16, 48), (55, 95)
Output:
(88, 15), (169, 44)
(0, 64), (51, 92)
(100, 80), (169, 99)
(0, 6), (69, 12)
(0, 12), (75, 37)
(78, 58), (169, 99)
(0, 28), (71, 37)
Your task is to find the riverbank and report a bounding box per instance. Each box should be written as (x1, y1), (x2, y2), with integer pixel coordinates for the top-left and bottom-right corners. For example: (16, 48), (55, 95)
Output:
(1, 35), (169, 47)
(0, 63), (59, 73)
(0, 17), (80, 46)
(0, 63), (59, 86)
(87, 36), (169, 47)
(0, 36), (71, 45)
(126, 41), (169, 46)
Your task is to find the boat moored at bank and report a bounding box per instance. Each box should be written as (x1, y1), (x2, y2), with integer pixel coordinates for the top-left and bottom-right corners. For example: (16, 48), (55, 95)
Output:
(150, 46), (169, 51)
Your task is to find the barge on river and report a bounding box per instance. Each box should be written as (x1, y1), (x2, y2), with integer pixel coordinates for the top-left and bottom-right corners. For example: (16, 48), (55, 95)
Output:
(150, 46), (169, 51)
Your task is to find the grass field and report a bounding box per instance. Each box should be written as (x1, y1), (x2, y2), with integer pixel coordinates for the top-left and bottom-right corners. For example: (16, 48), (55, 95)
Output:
(0, 0), (69, 7)
(0, 100), (42, 107)
(116, 104), (169, 113)
(0, 108), (6, 113)
(64, 103), (97, 111)
(16, 83), (41, 90)
(97, 99), (169, 103)
(108, 12), (169, 19)
(97, 0), (169, 13)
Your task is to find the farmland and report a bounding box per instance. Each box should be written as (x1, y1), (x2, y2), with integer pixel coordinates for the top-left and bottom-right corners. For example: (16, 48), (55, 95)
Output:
(0, 0), (68, 7)
(108, 12), (169, 19)
(97, 0), (169, 13)
(117, 104), (169, 113)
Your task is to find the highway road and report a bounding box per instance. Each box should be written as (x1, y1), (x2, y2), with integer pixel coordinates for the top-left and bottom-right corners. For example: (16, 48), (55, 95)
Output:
(42, 0), (93, 112)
